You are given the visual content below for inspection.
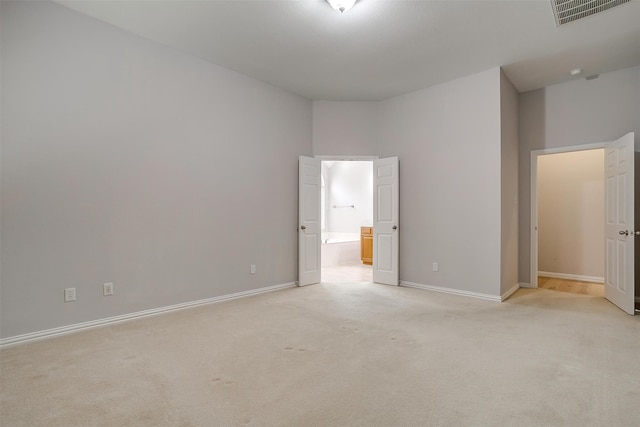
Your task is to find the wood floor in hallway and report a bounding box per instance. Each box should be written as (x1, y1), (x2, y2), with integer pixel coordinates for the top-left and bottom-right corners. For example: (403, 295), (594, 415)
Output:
(319, 267), (608, 298)
(319, 271), (608, 297)
(538, 276), (604, 297)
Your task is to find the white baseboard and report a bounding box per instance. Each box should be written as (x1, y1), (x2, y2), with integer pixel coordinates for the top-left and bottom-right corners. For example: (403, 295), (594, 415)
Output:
(519, 282), (534, 289)
(501, 284), (520, 301)
(538, 271), (604, 284)
(400, 281), (502, 302)
(0, 282), (297, 349)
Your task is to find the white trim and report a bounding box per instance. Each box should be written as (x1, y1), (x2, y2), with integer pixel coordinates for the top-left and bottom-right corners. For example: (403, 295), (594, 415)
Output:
(530, 151), (538, 289)
(530, 142), (608, 290)
(519, 282), (535, 289)
(314, 154), (381, 283)
(315, 155), (379, 161)
(501, 284), (520, 301)
(531, 142), (606, 157)
(0, 282), (297, 349)
(400, 281), (502, 302)
(538, 271), (604, 284)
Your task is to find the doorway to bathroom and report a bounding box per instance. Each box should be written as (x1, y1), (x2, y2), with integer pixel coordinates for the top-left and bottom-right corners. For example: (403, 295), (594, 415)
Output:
(320, 160), (373, 283)
(299, 155), (399, 287)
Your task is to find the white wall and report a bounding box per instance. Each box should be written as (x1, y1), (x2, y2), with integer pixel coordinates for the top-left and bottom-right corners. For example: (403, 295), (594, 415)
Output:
(379, 69), (503, 297)
(325, 161), (373, 234)
(313, 70), (518, 298)
(500, 70), (519, 295)
(518, 65), (640, 284)
(0, 1), (312, 339)
(312, 101), (380, 156)
(537, 150), (605, 280)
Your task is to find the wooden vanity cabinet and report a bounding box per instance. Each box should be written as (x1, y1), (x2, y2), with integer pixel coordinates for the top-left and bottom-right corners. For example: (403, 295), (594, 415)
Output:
(360, 226), (373, 265)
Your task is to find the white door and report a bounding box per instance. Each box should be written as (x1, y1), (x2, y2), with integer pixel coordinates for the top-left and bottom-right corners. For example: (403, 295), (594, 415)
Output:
(298, 156), (321, 286)
(373, 157), (399, 285)
(604, 132), (635, 315)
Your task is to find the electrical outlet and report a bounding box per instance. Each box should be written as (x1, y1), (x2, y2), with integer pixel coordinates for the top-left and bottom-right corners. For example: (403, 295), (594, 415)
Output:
(103, 282), (114, 296)
(432, 262), (439, 272)
(64, 288), (76, 302)
(250, 264), (256, 275)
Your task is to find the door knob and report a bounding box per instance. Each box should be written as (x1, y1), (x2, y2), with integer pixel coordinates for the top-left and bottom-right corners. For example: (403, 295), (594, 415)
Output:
(619, 230), (629, 236)
(392, 225), (398, 230)
(300, 225), (306, 231)
(635, 230), (640, 236)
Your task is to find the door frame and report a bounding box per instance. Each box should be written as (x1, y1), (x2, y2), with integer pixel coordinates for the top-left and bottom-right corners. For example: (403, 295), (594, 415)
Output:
(530, 142), (606, 289)
(314, 155), (379, 282)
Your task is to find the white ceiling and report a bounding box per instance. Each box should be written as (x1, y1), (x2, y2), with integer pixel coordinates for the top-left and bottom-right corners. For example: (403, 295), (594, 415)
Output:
(55, 0), (640, 101)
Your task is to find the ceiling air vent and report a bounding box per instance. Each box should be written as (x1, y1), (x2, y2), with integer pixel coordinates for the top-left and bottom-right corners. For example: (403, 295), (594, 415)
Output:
(551, 0), (631, 26)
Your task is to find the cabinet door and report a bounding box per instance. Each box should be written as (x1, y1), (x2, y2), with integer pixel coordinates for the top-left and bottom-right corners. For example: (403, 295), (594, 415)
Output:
(361, 227), (373, 265)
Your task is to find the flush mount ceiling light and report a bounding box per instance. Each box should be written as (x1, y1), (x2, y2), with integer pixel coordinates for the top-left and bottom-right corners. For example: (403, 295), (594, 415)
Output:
(326, 0), (357, 13)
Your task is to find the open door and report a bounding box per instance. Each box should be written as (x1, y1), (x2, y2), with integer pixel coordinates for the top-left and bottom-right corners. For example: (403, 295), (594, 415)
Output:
(373, 157), (399, 285)
(604, 132), (636, 314)
(298, 156), (321, 286)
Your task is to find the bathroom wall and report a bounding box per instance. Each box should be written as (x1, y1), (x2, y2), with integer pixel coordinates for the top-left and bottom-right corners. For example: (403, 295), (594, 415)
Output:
(321, 161), (373, 268)
(324, 161), (373, 236)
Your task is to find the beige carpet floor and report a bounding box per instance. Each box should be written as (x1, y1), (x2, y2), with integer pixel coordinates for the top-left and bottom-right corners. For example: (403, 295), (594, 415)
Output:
(1, 283), (639, 426)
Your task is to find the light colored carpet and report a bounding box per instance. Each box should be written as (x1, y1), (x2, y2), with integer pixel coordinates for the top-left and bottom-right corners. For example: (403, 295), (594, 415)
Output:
(1, 283), (639, 426)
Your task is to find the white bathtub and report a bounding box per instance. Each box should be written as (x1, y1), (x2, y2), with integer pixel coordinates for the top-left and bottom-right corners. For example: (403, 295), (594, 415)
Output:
(321, 233), (361, 267)
(321, 232), (359, 244)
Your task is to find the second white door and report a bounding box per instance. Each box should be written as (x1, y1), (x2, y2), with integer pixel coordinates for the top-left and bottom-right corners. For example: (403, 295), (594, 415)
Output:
(373, 157), (399, 286)
(604, 132), (636, 315)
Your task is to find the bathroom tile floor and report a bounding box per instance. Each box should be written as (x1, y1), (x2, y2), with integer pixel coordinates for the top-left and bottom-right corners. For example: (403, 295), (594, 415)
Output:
(321, 263), (373, 283)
